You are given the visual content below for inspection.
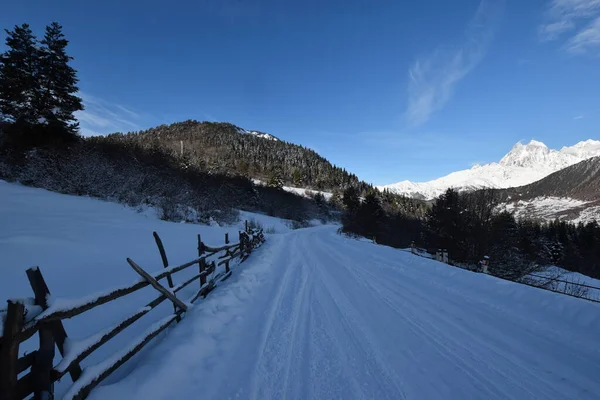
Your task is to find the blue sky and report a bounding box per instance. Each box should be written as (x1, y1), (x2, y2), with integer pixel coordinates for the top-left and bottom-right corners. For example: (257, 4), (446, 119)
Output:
(2, 0), (599, 185)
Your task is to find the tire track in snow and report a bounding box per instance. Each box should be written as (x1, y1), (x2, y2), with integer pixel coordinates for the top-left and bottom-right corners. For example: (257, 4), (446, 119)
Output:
(341, 240), (600, 399)
(247, 232), (313, 400)
(309, 235), (503, 399)
(320, 242), (536, 399)
(319, 231), (600, 399)
(301, 230), (409, 399)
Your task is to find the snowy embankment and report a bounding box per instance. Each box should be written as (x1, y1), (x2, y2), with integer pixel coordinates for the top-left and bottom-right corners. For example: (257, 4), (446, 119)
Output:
(524, 266), (600, 301)
(0, 180), (289, 397)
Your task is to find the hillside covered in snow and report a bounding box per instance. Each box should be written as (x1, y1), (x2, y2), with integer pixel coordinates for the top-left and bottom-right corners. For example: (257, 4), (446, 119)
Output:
(380, 139), (600, 200)
(495, 156), (600, 223)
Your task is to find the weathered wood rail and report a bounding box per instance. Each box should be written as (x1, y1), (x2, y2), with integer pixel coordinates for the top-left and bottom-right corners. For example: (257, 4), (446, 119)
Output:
(0, 223), (265, 400)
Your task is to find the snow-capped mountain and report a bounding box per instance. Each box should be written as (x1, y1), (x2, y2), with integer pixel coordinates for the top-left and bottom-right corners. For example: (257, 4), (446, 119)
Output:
(379, 139), (600, 200)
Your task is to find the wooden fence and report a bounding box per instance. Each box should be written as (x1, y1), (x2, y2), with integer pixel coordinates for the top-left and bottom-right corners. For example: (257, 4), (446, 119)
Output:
(0, 222), (265, 400)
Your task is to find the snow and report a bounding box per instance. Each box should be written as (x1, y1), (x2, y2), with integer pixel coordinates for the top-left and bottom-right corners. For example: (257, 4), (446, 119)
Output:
(252, 179), (333, 201)
(62, 314), (179, 400)
(3, 180), (600, 399)
(573, 206), (600, 224)
(92, 227), (600, 400)
(498, 196), (597, 223)
(530, 266), (600, 289)
(380, 139), (600, 200)
(235, 127), (278, 141)
(0, 180), (282, 396)
(282, 185), (333, 201)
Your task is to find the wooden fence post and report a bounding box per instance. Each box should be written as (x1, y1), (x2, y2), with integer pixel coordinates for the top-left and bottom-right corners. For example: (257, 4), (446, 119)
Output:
(199, 258), (207, 287)
(239, 232), (246, 259)
(197, 234), (204, 256)
(26, 267), (82, 383)
(0, 300), (25, 400)
(152, 232), (179, 322)
(153, 232), (174, 288)
(245, 220), (248, 233)
(225, 233), (229, 244)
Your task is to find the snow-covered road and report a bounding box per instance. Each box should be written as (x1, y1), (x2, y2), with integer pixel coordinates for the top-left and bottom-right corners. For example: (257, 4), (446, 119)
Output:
(93, 226), (600, 400)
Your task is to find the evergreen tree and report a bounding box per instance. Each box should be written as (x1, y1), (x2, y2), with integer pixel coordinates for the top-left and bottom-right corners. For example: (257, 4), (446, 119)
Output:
(358, 190), (384, 240)
(292, 168), (302, 186)
(267, 166), (283, 188)
(342, 186), (360, 212)
(328, 188), (343, 209)
(0, 24), (41, 127)
(425, 188), (469, 259)
(38, 22), (83, 139)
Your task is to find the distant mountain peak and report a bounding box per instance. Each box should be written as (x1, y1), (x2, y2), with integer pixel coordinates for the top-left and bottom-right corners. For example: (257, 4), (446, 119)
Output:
(528, 139), (548, 147)
(379, 138), (600, 200)
(499, 139), (554, 168)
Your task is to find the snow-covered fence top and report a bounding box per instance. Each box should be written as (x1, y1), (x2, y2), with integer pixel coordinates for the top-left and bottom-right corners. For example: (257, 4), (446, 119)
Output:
(0, 223), (265, 400)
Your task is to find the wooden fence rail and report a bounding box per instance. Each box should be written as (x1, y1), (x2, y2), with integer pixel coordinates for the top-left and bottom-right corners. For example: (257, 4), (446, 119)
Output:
(0, 222), (265, 400)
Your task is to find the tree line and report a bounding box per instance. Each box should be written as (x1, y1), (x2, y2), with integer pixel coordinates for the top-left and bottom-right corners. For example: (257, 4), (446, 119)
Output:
(342, 187), (600, 279)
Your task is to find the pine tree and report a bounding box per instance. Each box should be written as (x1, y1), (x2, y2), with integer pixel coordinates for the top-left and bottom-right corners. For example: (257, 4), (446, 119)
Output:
(38, 22), (83, 139)
(0, 24), (41, 127)
(267, 166), (283, 188)
(342, 186), (360, 212)
(292, 168), (302, 186)
(328, 188), (343, 209)
(358, 191), (384, 240)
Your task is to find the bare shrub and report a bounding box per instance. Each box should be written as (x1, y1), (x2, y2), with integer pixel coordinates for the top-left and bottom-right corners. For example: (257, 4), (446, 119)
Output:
(562, 279), (590, 299)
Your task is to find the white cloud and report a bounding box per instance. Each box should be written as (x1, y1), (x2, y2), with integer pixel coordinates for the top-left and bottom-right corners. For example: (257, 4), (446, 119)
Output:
(405, 0), (503, 127)
(540, 0), (600, 54)
(574, 114), (584, 119)
(75, 92), (141, 136)
(564, 15), (600, 53)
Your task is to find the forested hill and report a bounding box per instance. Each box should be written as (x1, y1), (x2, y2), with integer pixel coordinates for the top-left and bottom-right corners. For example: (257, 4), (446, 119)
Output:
(103, 120), (370, 193)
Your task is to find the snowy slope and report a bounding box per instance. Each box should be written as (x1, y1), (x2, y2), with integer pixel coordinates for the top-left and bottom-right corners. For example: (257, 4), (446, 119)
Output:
(380, 139), (600, 200)
(92, 227), (600, 400)
(252, 179), (333, 201)
(499, 197), (600, 223)
(0, 180), (291, 397)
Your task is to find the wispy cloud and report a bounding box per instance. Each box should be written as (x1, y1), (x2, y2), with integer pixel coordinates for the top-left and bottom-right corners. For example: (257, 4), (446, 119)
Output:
(540, 0), (600, 54)
(405, 0), (503, 127)
(75, 92), (141, 136)
(574, 114), (584, 119)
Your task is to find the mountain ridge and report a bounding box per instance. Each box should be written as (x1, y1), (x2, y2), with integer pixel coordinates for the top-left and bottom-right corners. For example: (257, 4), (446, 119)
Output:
(379, 139), (600, 200)
(494, 156), (600, 223)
